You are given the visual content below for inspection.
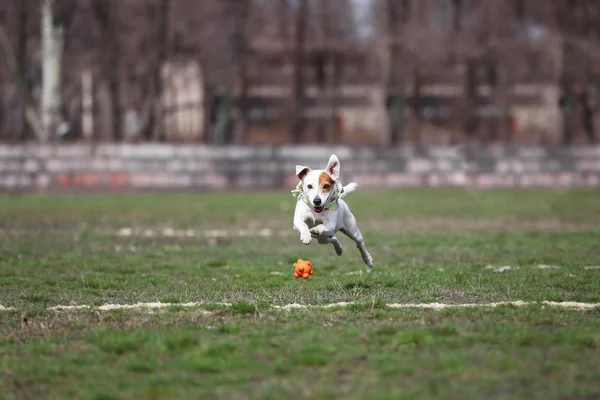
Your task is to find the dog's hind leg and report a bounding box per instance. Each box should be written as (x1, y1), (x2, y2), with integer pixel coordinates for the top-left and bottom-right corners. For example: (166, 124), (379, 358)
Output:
(317, 236), (343, 256)
(340, 226), (373, 268)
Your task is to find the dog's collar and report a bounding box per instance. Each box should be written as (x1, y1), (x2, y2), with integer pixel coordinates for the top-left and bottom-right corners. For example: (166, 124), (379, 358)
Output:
(291, 180), (344, 211)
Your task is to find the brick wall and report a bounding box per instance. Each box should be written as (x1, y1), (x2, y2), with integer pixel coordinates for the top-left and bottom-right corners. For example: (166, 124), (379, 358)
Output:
(1, 144), (599, 191)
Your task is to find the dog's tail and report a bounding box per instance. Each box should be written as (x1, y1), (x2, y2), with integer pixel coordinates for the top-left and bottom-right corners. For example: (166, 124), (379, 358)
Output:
(340, 182), (358, 198)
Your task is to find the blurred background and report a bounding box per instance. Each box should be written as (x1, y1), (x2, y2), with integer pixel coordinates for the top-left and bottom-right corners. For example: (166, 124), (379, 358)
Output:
(0, 0), (599, 191)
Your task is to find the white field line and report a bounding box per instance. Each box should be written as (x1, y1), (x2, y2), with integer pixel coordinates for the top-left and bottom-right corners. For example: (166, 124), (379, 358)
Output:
(0, 227), (294, 239)
(116, 227), (293, 239)
(1, 300), (599, 313)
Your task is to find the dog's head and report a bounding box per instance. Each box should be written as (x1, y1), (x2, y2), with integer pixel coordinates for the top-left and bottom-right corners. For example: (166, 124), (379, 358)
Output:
(295, 154), (340, 213)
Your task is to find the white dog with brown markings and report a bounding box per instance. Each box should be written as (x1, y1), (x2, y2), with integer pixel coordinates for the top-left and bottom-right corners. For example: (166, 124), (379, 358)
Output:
(291, 154), (374, 268)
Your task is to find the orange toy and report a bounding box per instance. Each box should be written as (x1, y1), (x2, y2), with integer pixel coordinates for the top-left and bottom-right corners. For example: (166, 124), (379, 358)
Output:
(293, 259), (313, 279)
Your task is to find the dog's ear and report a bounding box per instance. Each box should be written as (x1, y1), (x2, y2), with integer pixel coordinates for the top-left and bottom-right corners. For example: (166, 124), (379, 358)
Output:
(325, 154), (340, 180)
(296, 165), (311, 181)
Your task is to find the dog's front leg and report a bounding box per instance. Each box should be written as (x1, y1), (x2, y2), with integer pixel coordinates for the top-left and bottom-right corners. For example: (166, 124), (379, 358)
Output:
(293, 206), (314, 245)
(296, 221), (312, 244)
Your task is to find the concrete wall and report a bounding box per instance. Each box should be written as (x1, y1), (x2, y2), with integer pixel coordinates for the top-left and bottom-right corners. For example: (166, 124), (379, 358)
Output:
(1, 144), (600, 191)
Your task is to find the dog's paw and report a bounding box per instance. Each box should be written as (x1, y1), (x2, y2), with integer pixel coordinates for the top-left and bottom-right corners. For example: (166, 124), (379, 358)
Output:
(300, 231), (312, 245)
(309, 226), (325, 236)
(363, 252), (374, 268)
(333, 241), (343, 256)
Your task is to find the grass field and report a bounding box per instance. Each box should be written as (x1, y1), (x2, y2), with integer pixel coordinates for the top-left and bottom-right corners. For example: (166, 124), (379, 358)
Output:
(1, 188), (600, 399)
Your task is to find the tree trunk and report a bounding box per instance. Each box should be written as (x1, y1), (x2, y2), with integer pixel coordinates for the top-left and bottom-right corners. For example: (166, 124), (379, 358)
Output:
(330, 55), (343, 143)
(17, 0), (29, 140)
(486, 49), (502, 143)
(0, 24), (43, 140)
(91, 0), (122, 141)
(560, 40), (575, 146)
(291, 0), (308, 144)
(0, 17), (43, 140)
(400, 0), (411, 23)
(107, 38), (122, 141)
(201, 83), (213, 144)
(452, 0), (463, 33)
(386, 0), (407, 146)
(501, 69), (513, 144)
(212, 90), (234, 145)
(81, 69), (94, 140)
(231, 0), (249, 145)
(580, 4), (596, 145)
(514, 0), (525, 22)
(464, 58), (478, 141)
(234, 62), (249, 144)
(315, 53), (327, 143)
(315, 0), (330, 144)
(412, 70), (422, 144)
(387, 45), (405, 146)
(148, 0), (170, 142)
(278, 0), (289, 40)
(41, 0), (64, 142)
(580, 88), (596, 144)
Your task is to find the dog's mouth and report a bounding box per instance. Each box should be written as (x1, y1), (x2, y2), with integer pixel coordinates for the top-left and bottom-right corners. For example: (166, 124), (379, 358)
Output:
(313, 205), (324, 213)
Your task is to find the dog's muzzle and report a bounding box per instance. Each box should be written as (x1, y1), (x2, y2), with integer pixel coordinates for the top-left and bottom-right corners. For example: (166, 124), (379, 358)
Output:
(313, 198), (324, 213)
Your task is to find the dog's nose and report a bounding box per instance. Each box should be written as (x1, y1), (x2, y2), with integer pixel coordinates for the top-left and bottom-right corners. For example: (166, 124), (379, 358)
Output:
(313, 197), (322, 206)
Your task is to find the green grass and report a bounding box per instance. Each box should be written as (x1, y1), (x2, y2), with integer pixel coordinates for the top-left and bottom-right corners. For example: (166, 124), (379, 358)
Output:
(0, 189), (599, 399)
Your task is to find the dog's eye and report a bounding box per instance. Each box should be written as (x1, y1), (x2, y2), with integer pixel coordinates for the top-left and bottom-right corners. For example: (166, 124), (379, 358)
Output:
(322, 184), (330, 190)
(307, 184), (313, 189)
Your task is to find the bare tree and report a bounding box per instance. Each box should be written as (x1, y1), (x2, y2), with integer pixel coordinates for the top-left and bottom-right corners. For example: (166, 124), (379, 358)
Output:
(16, 0), (30, 140)
(91, 0), (122, 141)
(39, 0), (77, 142)
(385, 0), (410, 146)
(141, 0), (171, 142)
(0, 0), (42, 140)
(291, 0), (308, 144)
(230, 0), (251, 145)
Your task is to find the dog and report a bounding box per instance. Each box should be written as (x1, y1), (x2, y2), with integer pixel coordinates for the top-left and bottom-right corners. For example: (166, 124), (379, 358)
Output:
(291, 154), (374, 268)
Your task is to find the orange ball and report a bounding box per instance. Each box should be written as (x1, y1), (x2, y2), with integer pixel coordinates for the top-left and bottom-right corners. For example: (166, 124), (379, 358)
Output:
(293, 259), (313, 279)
